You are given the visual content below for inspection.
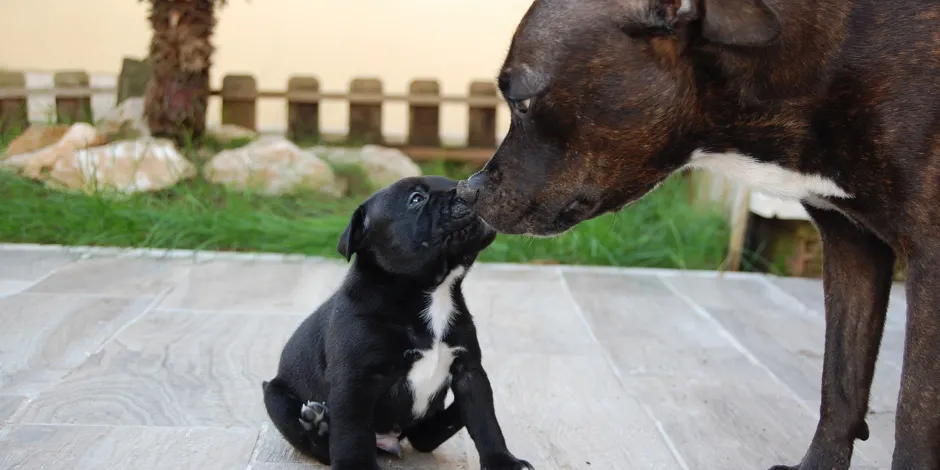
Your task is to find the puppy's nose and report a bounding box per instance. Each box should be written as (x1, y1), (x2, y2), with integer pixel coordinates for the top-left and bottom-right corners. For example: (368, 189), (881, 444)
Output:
(451, 197), (472, 219)
(456, 173), (485, 206)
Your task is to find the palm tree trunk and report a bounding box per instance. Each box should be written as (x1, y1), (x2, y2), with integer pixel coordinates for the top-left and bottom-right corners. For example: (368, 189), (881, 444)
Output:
(144, 0), (217, 145)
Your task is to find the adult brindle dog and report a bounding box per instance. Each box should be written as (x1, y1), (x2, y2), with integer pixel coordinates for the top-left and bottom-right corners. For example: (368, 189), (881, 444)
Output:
(455, 0), (940, 468)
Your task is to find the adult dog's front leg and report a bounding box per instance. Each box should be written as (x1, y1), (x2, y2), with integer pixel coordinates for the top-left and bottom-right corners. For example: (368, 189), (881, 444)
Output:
(771, 207), (894, 470)
(451, 362), (532, 470)
(327, 376), (382, 470)
(892, 250), (940, 469)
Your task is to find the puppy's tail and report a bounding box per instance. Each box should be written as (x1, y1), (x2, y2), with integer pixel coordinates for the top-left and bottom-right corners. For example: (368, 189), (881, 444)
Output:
(262, 378), (331, 464)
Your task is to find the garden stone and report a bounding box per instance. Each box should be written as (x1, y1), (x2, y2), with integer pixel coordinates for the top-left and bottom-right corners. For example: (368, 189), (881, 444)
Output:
(2, 123), (107, 179)
(96, 97), (150, 141)
(47, 137), (196, 194)
(204, 136), (343, 197)
(205, 124), (258, 146)
(311, 144), (422, 190)
(3, 124), (74, 158)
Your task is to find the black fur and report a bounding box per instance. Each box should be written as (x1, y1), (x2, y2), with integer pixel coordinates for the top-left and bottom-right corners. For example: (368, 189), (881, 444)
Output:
(262, 176), (531, 470)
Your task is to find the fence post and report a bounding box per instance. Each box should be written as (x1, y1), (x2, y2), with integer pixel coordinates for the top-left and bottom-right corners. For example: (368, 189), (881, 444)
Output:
(287, 76), (320, 143)
(348, 77), (383, 145)
(54, 71), (92, 124)
(0, 70), (29, 136)
(408, 79), (441, 147)
(116, 57), (152, 105)
(221, 74), (257, 130)
(467, 80), (497, 148)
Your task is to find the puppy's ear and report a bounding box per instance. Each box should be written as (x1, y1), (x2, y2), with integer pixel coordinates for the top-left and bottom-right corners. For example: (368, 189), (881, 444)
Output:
(337, 205), (367, 262)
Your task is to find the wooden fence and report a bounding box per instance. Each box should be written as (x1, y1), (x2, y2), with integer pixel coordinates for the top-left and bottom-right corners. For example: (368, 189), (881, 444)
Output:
(0, 70), (506, 163)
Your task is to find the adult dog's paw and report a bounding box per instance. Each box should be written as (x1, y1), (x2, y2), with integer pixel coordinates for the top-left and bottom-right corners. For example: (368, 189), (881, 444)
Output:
(768, 446), (852, 470)
(299, 401), (329, 436)
(481, 452), (534, 470)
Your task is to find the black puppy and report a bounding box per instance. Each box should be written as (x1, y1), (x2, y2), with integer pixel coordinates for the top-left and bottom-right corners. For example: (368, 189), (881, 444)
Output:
(262, 176), (532, 470)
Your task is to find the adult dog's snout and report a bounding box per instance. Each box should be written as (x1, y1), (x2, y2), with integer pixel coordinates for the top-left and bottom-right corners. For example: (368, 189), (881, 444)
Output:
(455, 173), (485, 206)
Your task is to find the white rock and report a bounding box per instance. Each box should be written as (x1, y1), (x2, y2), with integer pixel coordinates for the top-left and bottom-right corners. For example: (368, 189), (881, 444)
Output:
(2, 123), (108, 180)
(205, 124), (259, 146)
(312, 144), (422, 189)
(204, 136), (343, 196)
(47, 137), (196, 194)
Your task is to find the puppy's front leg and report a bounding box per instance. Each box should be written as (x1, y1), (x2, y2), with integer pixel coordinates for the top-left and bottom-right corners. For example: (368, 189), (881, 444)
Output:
(327, 375), (382, 470)
(451, 361), (532, 470)
(404, 401), (464, 452)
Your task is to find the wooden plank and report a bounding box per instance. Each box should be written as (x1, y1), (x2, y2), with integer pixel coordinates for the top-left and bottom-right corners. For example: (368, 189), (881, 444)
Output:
(251, 421), (471, 469)
(463, 266), (682, 468)
(26, 257), (176, 297)
(772, 276), (908, 334)
(54, 71), (93, 123)
(0, 249), (78, 282)
(156, 258), (349, 313)
(563, 270), (825, 469)
(461, 266), (602, 356)
(19, 310), (301, 427)
(661, 274), (898, 467)
(481, 352), (683, 469)
(394, 146), (492, 164)
(563, 271), (758, 379)
(0, 280), (33, 297)
(0, 425), (256, 470)
(0, 293), (153, 395)
(0, 395), (26, 422)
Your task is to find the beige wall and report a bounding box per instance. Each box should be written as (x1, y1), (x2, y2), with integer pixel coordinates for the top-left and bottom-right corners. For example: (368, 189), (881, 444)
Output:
(0, 0), (533, 142)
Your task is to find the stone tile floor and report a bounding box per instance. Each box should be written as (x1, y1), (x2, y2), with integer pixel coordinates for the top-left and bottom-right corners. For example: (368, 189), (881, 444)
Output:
(0, 245), (906, 470)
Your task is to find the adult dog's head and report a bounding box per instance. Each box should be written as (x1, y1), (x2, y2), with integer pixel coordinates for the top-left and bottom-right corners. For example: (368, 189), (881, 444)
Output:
(457, 0), (792, 236)
(339, 176), (496, 281)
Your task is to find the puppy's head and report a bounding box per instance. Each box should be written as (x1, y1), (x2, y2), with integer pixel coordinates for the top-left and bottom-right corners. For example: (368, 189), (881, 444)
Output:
(338, 176), (496, 281)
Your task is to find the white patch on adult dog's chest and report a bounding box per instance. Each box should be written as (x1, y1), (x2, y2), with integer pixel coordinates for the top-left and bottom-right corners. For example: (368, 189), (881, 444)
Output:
(687, 150), (852, 202)
(407, 266), (465, 418)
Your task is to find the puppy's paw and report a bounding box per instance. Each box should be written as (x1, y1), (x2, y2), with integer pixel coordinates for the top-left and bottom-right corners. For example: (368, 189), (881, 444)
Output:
(299, 401), (330, 436)
(481, 452), (534, 470)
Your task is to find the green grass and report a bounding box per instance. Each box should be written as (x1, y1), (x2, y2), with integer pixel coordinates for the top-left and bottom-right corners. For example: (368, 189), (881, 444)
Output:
(0, 132), (731, 269)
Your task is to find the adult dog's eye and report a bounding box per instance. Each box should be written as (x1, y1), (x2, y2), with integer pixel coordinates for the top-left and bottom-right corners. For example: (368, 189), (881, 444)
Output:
(407, 191), (426, 206)
(511, 98), (532, 114)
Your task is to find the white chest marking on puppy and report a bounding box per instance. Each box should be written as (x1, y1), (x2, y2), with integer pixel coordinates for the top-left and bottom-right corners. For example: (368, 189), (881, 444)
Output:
(686, 150), (852, 203)
(408, 266), (466, 418)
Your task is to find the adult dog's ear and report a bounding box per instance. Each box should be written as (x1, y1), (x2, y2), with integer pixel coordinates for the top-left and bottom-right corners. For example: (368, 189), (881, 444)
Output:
(621, 0), (781, 47)
(337, 205), (367, 262)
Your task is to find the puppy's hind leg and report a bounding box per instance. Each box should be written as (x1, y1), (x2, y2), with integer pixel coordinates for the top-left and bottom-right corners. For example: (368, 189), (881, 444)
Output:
(300, 400), (330, 437)
(261, 380), (331, 464)
(403, 402), (464, 453)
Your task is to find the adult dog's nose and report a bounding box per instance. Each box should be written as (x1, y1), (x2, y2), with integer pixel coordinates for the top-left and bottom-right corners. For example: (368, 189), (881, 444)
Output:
(456, 173), (484, 206)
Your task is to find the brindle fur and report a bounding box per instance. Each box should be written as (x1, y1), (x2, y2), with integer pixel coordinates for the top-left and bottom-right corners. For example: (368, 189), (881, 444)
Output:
(458, 0), (940, 468)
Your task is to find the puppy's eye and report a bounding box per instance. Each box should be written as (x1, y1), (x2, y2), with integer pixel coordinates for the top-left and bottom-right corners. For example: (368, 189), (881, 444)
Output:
(407, 192), (426, 206)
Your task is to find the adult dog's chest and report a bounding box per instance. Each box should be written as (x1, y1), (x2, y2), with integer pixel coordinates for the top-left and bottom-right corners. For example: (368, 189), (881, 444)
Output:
(686, 150), (853, 206)
(403, 267), (466, 419)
